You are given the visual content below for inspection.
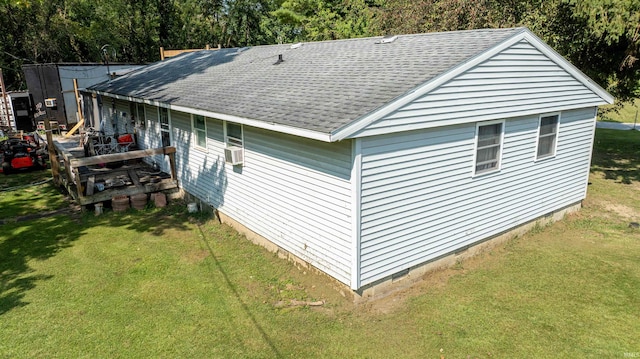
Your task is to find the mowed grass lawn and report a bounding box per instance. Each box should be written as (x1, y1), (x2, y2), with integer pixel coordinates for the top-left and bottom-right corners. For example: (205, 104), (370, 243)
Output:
(599, 98), (640, 123)
(1, 129), (639, 358)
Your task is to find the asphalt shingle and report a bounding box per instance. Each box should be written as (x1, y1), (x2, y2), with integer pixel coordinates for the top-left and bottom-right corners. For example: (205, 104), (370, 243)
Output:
(90, 28), (524, 134)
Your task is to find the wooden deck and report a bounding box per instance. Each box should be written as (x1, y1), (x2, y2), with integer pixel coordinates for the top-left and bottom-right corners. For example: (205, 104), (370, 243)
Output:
(49, 135), (178, 206)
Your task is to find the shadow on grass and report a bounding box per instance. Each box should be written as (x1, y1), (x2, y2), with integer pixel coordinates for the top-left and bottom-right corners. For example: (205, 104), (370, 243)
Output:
(0, 215), (84, 315)
(590, 129), (640, 184)
(196, 224), (283, 358)
(0, 168), (69, 219)
(0, 204), (193, 316)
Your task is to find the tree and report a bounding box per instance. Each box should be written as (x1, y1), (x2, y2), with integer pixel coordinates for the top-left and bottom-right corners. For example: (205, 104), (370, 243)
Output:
(562, 0), (640, 102)
(1, 0), (637, 102)
(271, 0), (377, 42)
(378, 0), (640, 103)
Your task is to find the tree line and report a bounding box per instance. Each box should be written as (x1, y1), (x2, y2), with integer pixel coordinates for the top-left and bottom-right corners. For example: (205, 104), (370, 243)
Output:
(1, 0), (638, 102)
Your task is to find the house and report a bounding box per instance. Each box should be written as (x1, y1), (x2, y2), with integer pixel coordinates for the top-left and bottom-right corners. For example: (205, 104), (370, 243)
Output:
(22, 63), (142, 130)
(85, 28), (613, 298)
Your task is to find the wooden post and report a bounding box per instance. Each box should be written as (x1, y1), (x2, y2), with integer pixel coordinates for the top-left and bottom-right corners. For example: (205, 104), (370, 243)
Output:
(64, 78), (85, 137)
(168, 150), (177, 182)
(64, 155), (73, 187)
(44, 118), (60, 185)
(74, 168), (83, 198)
(160, 47), (165, 61)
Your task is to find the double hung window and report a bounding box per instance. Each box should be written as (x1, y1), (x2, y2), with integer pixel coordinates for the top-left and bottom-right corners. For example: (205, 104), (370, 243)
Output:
(226, 122), (243, 148)
(193, 115), (207, 149)
(136, 103), (146, 128)
(475, 121), (504, 175)
(159, 107), (170, 147)
(536, 114), (559, 159)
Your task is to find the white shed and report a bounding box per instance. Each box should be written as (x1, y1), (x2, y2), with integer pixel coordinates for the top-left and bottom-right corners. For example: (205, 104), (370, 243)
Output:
(87, 28), (613, 297)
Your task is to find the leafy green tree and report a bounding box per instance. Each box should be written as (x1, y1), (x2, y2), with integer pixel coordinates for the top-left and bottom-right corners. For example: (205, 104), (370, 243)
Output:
(1, 0), (637, 103)
(271, 0), (377, 42)
(378, 0), (639, 102)
(563, 0), (640, 102)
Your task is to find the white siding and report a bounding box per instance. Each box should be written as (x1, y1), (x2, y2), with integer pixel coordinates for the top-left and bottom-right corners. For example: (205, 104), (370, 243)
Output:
(358, 107), (596, 286)
(134, 104), (172, 172)
(169, 112), (354, 285)
(134, 104), (153, 151)
(355, 40), (604, 137)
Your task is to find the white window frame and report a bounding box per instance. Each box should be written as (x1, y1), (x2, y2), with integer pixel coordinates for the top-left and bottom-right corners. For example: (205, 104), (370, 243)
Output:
(535, 112), (560, 160)
(158, 107), (171, 147)
(473, 120), (505, 176)
(192, 114), (207, 150)
(224, 121), (244, 148)
(136, 103), (146, 129)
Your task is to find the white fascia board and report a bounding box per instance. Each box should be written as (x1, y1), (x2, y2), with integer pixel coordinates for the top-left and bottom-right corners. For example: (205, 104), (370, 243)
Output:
(89, 90), (333, 142)
(331, 28), (614, 141)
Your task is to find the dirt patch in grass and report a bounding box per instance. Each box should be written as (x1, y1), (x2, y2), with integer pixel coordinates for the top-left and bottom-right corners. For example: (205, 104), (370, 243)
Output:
(603, 203), (638, 219)
(360, 251), (500, 315)
(180, 249), (210, 264)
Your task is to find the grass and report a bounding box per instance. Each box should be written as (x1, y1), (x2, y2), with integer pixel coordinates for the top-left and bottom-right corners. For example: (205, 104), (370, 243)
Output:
(0, 168), (69, 219)
(599, 98), (640, 123)
(1, 129), (639, 358)
(591, 129), (640, 184)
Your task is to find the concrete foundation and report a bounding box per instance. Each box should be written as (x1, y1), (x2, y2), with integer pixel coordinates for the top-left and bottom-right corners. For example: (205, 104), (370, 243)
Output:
(190, 192), (582, 303)
(354, 201), (582, 302)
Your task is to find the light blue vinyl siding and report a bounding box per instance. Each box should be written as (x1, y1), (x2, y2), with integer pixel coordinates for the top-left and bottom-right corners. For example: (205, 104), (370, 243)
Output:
(136, 104), (172, 172)
(358, 107), (596, 286)
(168, 112), (354, 285)
(134, 104), (151, 150)
(354, 40), (604, 137)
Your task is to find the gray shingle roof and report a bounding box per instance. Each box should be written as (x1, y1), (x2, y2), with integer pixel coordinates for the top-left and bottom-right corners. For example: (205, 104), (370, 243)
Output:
(90, 28), (524, 134)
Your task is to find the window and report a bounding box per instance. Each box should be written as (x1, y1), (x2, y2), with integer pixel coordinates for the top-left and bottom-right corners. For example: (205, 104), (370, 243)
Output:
(475, 121), (504, 175)
(224, 122), (244, 165)
(192, 114), (207, 149)
(536, 114), (559, 159)
(136, 103), (146, 128)
(226, 122), (243, 148)
(159, 107), (170, 147)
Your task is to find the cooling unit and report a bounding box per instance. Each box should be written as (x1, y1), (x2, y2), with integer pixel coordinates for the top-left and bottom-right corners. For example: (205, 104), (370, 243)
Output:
(224, 146), (244, 165)
(44, 98), (57, 108)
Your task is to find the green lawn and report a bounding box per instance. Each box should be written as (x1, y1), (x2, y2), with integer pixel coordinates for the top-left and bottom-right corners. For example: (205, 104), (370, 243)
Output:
(0, 169), (69, 219)
(599, 98), (640, 123)
(1, 129), (639, 358)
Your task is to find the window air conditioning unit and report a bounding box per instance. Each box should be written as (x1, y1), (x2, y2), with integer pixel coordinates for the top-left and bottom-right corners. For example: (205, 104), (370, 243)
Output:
(44, 98), (57, 108)
(224, 146), (244, 165)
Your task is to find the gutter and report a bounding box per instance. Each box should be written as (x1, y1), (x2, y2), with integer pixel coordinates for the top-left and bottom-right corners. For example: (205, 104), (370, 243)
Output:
(87, 90), (334, 142)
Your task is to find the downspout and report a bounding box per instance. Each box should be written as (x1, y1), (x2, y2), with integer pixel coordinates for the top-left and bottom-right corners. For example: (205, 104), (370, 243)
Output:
(350, 138), (362, 290)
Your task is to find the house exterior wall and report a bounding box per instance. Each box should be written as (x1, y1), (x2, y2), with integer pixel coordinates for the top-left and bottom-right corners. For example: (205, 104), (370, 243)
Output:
(354, 39), (605, 138)
(138, 109), (355, 285)
(126, 102), (169, 171)
(357, 107), (596, 286)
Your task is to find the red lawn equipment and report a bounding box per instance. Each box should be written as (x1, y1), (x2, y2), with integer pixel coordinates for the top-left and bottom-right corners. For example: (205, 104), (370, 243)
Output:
(0, 134), (49, 175)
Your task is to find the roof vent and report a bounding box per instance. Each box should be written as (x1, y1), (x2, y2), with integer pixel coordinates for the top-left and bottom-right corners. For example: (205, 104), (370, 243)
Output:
(377, 35), (398, 44)
(274, 54), (284, 65)
(290, 43), (303, 49)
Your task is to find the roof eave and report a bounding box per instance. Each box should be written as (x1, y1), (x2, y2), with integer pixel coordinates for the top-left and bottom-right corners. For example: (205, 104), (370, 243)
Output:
(87, 90), (333, 142)
(330, 28), (615, 142)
